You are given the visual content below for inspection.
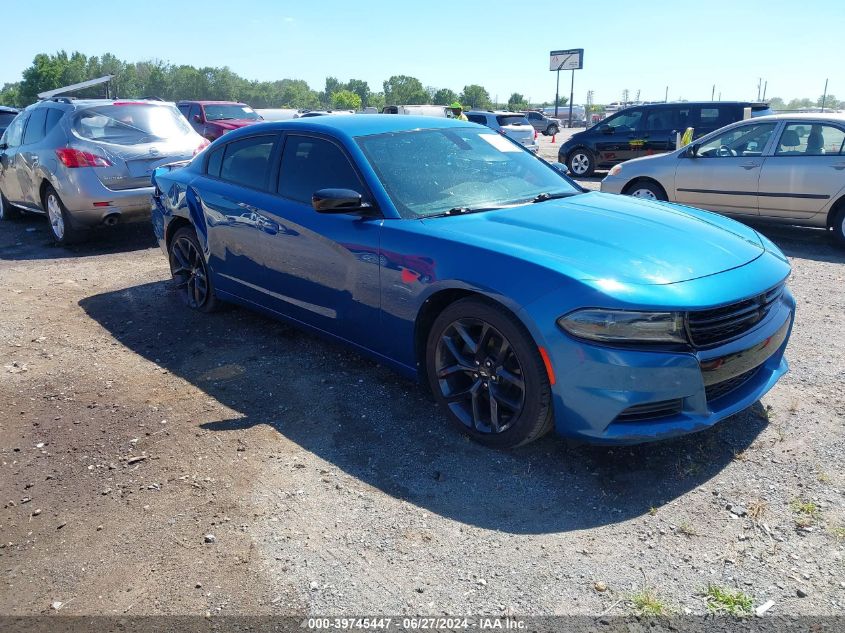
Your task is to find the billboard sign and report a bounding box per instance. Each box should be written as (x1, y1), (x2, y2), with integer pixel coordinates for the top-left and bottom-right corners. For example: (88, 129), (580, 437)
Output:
(549, 49), (584, 71)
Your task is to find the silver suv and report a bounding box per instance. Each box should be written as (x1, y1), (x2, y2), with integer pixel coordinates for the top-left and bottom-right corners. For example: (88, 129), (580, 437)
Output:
(0, 98), (207, 244)
(465, 111), (539, 153)
(522, 110), (561, 136)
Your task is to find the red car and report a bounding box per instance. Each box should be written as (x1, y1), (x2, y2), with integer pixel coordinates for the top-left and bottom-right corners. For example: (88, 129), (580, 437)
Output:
(176, 100), (263, 141)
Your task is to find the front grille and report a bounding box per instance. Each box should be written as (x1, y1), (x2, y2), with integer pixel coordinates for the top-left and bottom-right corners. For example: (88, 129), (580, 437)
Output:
(687, 284), (784, 348)
(616, 399), (684, 422)
(705, 367), (760, 402)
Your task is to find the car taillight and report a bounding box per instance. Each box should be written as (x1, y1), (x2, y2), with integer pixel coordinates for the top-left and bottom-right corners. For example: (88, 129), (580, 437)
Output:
(194, 139), (210, 156)
(55, 148), (112, 168)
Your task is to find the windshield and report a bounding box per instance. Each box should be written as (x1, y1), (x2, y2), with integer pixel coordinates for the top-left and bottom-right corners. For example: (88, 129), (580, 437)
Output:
(73, 104), (193, 145)
(356, 127), (579, 218)
(204, 104), (260, 121)
(0, 112), (17, 131)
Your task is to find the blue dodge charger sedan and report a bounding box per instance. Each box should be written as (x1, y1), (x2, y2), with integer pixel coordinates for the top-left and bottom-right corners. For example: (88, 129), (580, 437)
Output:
(151, 115), (794, 447)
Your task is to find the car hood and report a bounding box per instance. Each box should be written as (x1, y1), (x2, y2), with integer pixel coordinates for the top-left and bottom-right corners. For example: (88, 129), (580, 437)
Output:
(420, 192), (765, 285)
(208, 119), (260, 130)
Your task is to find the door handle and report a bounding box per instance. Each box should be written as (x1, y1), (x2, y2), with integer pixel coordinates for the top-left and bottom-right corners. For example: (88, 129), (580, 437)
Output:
(740, 163), (759, 170)
(832, 163), (845, 170)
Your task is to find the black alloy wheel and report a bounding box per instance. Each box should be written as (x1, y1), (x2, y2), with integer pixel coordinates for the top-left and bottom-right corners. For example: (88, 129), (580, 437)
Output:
(169, 227), (219, 312)
(426, 298), (553, 448)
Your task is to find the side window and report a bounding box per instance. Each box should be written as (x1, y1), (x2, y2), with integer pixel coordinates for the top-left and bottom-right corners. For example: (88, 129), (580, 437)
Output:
(22, 109), (48, 145)
(188, 104), (201, 122)
(466, 114), (486, 125)
(697, 123), (777, 158)
(45, 109), (64, 134)
(643, 108), (679, 131)
(698, 107), (734, 129)
(528, 112), (540, 120)
(604, 109), (643, 132)
(177, 104), (191, 118)
(775, 123), (845, 156)
(5, 114), (28, 147)
(218, 135), (276, 190)
(206, 145), (224, 177)
(277, 136), (364, 204)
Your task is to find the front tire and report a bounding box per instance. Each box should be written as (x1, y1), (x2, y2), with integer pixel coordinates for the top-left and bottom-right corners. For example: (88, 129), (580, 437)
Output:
(168, 227), (221, 312)
(624, 180), (667, 201)
(546, 124), (559, 136)
(43, 185), (83, 245)
(567, 148), (595, 177)
(0, 190), (22, 220)
(426, 297), (553, 449)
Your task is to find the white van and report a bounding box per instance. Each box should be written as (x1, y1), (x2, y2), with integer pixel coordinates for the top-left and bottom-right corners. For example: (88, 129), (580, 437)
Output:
(382, 105), (449, 118)
(255, 108), (299, 121)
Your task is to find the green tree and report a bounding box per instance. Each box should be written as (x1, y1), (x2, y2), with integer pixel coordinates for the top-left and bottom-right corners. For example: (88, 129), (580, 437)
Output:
(459, 84), (492, 110)
(383, 75), (427, 105)
(432, 88), (457, 105)
(331, 89), (362, 111)
(507, 92), (528, 111)
(818, 94), (837, 108)
(345, 79), (371, 107)
(767, 96), (786, 111)
(786, 97), (814, 110)
(368, 92), (386, 111)
(0, 82), (22, 107)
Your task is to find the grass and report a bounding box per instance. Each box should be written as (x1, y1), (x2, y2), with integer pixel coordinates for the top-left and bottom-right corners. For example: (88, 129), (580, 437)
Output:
(705, 584), (753, 616)
(790, 499), (821, 527)
(829, 526), (845, 540)
(748, 499), (767, 520)
(677, 521), (697, 537)
(630, 588), (666, 616)
(648, 506), (658, 516)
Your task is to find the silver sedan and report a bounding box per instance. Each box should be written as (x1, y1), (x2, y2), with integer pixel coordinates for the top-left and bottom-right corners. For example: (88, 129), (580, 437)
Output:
(600, 113), (845, 245)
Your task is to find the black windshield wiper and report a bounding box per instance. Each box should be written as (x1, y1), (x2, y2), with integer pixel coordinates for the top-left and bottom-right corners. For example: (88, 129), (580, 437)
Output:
(425, 206), (500, 218)
(531, 191), (581, 203)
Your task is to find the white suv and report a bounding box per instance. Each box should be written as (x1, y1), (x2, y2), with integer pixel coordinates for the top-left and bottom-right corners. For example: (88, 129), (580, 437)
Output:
(465, 111), (539, 153)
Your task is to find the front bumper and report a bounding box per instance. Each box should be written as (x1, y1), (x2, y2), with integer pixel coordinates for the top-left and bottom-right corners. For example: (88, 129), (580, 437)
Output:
(532, 286), (795, 445)
(599, 174), (625, 194)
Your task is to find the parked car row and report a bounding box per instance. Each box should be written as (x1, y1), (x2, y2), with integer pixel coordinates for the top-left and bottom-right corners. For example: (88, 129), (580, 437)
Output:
(558, 101), (773, 176)
(599, 112), (845, 244)
(0, 98), (208, 242)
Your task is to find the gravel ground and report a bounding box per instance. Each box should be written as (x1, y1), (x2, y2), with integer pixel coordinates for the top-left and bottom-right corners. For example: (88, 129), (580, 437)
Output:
(0, 180), (843, 620)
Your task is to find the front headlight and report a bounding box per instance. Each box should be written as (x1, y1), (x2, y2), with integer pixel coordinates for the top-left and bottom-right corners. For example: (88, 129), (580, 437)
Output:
(608, 164), (623, 177)
(558, 309), (687, 344)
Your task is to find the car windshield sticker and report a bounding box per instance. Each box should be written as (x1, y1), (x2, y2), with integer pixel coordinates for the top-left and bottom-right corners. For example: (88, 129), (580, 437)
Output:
(479, 133), (521, 152)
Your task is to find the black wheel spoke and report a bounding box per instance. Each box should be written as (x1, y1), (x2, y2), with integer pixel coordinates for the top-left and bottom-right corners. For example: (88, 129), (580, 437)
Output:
(453, 322), (478, 354)
(489, 390), (501, 432)
(470, 383), (483, 430)
(438, 364), (473, 379)
(492, 390), (522, 413)
(496, 367), (524, 390)
(476, 324), (493, 358)
(445, 380), (479, 403)
(442, 335), (473, 367)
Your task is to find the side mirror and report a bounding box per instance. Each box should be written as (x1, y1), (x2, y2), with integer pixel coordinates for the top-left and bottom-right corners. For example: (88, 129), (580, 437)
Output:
(688, 143), (701, 158)
(0, 142), (7, 151)
(192, 114), (202, 123)
(551, 162), (571, 177)
(312, 188), (372, 214)
(599, 124), (613, 134)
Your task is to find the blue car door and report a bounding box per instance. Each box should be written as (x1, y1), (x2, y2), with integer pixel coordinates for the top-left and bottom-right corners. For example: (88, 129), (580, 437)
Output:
(191, 133), (282, 304)
(257, 132), (383, 352)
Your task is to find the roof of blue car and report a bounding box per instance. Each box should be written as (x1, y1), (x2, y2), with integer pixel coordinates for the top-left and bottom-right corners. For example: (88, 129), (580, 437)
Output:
(260, 114), (474, 137)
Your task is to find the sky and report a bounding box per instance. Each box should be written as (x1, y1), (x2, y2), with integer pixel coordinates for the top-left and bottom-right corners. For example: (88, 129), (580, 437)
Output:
(1, 0), (841, 105)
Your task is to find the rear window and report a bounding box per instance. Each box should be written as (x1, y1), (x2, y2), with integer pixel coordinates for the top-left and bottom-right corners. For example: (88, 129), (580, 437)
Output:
(466, 114), (487, 125)
(73, 104), (193, 145)
(496, 115), (530, 126)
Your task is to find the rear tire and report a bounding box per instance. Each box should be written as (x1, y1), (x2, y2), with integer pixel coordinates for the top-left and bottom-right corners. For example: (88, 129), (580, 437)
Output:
(546, 124), (559, 136)
(831, 204), (845, 247)
(426, 297), (553, 449)
(43, 185), (83, 245)
(0, 190), (22, 220)
(168, 226), (221, 313)
(567, 148), (595, 177)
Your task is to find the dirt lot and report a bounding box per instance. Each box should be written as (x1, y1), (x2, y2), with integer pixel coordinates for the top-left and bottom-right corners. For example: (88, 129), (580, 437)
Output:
(1, 188), (843, 620)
